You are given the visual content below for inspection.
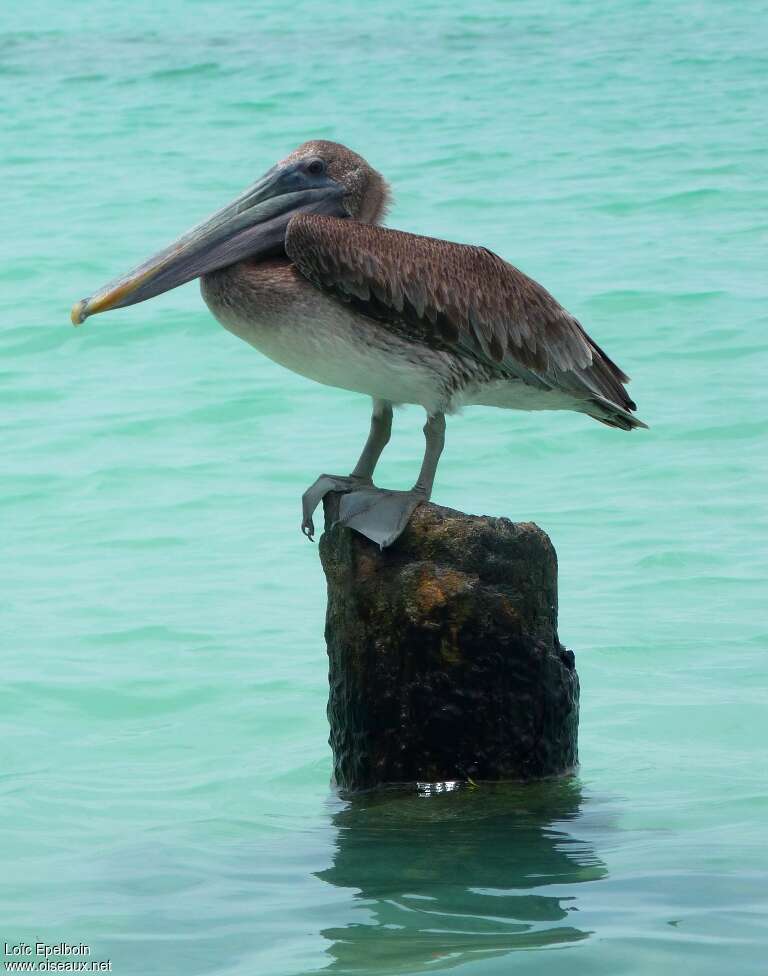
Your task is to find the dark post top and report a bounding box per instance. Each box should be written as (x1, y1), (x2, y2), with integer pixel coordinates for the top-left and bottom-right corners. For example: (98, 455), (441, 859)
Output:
(319, 495), (579, 791)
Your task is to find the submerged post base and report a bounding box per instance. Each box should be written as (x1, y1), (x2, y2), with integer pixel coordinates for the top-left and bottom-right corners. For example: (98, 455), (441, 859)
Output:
(319, 496), (579, 791)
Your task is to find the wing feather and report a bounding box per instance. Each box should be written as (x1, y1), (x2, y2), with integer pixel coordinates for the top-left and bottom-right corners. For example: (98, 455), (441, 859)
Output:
(285, 215), (643, 423)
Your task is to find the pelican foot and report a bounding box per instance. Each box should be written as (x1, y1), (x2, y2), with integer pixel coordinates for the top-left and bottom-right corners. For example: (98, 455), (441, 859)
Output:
(336, 486), (427, 549)
(301, 474), (372, 541)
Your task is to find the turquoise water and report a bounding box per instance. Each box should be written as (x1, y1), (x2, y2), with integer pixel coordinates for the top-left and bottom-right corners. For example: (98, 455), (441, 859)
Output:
(2, 0), (767, 972)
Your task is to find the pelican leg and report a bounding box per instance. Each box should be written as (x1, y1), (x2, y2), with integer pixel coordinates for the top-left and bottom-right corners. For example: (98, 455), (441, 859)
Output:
(338, 412), (446, 549)
(301, 400), (393, 541)
(413, 410), (446, 498)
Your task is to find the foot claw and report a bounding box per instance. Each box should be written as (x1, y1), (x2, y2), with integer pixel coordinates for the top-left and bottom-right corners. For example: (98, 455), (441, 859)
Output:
(300, 474), (427, 547)
(300, 474), (358, 543)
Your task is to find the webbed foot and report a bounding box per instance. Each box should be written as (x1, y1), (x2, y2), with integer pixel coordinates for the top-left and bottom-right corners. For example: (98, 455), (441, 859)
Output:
(301, 477), (427, 548)
(337, 486), (427, 548)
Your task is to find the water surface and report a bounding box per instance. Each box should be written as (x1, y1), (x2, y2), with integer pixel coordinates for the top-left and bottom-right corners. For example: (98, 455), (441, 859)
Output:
(1, 1), (767, 973)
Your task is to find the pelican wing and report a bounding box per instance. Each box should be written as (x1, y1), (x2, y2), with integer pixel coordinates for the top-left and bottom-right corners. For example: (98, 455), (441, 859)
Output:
(285, 214), (644, 427)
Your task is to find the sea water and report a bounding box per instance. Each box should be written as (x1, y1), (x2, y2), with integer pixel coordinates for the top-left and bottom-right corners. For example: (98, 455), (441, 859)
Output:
(1, 1), (766, 973)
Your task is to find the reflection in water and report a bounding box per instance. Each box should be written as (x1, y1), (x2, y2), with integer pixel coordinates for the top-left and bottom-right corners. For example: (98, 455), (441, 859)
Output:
(315, 778), (607, 973)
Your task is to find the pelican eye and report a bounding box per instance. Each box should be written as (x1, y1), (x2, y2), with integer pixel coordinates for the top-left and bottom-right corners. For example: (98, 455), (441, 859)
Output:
(307, 159), (326, 176)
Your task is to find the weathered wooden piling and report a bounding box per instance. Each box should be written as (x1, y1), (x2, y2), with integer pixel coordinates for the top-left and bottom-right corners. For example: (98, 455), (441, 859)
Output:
(319, 496), (579, 791)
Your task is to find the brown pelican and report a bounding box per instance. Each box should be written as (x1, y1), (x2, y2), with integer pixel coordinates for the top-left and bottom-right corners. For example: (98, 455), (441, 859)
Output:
(71, 140), (646, 547)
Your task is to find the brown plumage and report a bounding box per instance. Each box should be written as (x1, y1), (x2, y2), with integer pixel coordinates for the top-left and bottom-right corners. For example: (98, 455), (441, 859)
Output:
(70, 137), (648, 547)
(282, 140), (392, 225)
(285, 213), (645, 430)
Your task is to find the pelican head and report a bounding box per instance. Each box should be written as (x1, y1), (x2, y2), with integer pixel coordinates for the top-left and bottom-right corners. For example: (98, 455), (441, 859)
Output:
(70, 140), (389, 326)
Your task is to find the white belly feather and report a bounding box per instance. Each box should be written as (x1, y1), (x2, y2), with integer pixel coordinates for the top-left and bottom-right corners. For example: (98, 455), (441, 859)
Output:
(202, 263), (455, 413)
(201, 262), (585, 418)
